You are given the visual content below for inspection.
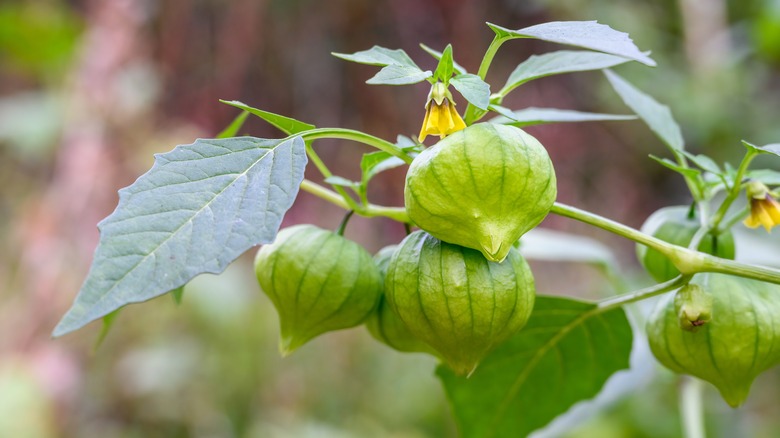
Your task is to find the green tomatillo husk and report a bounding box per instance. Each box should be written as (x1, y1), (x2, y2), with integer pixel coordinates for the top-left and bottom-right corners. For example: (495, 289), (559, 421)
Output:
(384, 230), (536, 376)
(404, 123), (556, 263)
(255, 224), (382, 355)
(647, 273), (780, 407)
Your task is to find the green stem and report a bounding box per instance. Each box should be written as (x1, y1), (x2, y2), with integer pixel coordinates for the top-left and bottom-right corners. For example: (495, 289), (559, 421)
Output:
(598, 275), (688, 311)
(721, 205), (750, 231)
(680, 376), (706, 438)
(304, 142), (361, 211)
(300, 179), (349, 209)
(336, 210), (355, 236)
(550, 202), (674, 252)
(710, 149), (757, 230)
(464, 35), (508, 125)
(299, 128), (414, 164)
(551, 202), (780, 285)
(299, 179), (410, 223)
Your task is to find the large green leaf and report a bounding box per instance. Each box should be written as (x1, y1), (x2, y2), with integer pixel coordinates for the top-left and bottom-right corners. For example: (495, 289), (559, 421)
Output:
(490, 106), (635, 127)
(499, 50), (634, 96)
(438, 296), (633, 438)
(488, 21), (656, 66)
(53, 136), (307, 336)
(604, 70), (684, 152)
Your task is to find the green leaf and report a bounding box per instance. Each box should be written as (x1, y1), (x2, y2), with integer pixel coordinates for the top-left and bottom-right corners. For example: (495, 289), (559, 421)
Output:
(438, 296), (633, 438)
(450, 74), (490, 110)
(519, 228), (617, 267)
(323, 175), (360, 190)
(220, 100), (314, 135)
(743, 140), (780, 157)
(499, 50), (634, 96)
(420, 43), (467, 74)
(604, 70), (684, 152)
(679, 150), (721, 174)
(217, 111), (249, 138)
(488, 21), (656, 66)
(649, 154), (701, 179)
(433, 44), (455, 84)
(170, 285), (185, 305)
(360, 151), (405, 184)
(53, 136), (307, 336)
(366, 64), (432, 85)
(93, 309), (121, 351)
(490, 105), (635, 127)
(748, 169), (780, 186)
(332, 46), (420, 69)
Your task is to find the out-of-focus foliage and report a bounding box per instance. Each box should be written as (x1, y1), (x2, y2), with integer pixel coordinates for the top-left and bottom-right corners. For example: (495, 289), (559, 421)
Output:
(3, 0), (780, 436)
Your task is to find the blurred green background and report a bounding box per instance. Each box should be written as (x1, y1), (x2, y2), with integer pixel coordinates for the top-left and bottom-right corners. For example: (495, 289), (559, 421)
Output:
(2, 0), (780, 437)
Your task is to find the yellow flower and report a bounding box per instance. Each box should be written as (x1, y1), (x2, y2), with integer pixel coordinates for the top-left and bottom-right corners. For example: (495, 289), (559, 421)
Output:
(418, 82), (466, 143)
(743, 181), (780, 232)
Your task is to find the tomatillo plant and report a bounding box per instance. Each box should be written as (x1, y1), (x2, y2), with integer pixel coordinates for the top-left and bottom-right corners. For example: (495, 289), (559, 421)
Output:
(54, 20), (780, 438)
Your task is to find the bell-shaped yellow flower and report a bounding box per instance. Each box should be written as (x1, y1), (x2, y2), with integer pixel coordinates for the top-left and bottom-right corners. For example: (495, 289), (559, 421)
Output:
(743, 181), (780, 232)
(418, 82), (466, 143)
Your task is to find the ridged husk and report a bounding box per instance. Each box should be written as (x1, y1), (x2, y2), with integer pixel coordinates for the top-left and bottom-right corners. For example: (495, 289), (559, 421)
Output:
(385, 230), (536, 376)
(365, 245), (438, 355)
(255, 224), (381, 355)
(647, 273), (780, 407)
(637, 206), (735, 282)
(404, 123), (556, 263)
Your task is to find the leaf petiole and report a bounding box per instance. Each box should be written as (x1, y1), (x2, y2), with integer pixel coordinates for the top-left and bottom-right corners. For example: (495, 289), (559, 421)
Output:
(299, 179), (410, 223)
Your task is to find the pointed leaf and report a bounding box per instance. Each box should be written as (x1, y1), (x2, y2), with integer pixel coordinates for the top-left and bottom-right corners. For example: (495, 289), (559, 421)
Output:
(679, 150), (721, 174)
(366, 64), (432, 85)
(438, 296), (633, 438)
(220, 100), (314, 135)
(217, 111), (249, 138)
(53, 136), (307, 336)
(604, 70), (685, 152)
(332, 46), (420, 69)
(360, 151), (405, 184)
(433, 44), (455, 84)
(490, 105), (635, 127)
(323, 175), (359, 190)
(93, 309), (121, 351)
(488, 21), (656, 66)
(649, 154), (701, 179)
(499, 50), (634, 96)
(420, 43), (467, 75)
(170, 285), (185, 305)
(450, 74), (490, 110)
(743, 140), (780, 157)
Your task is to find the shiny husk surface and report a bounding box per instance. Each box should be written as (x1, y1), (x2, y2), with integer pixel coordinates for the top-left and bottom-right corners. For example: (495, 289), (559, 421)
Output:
(385, 230), (536, 376)
(255, 224), (382, 355)
(647, 273), (780, 407)
(365, 245), (438, 355)
(404, 123), (556, 262)
(637, 206), (735, 282)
